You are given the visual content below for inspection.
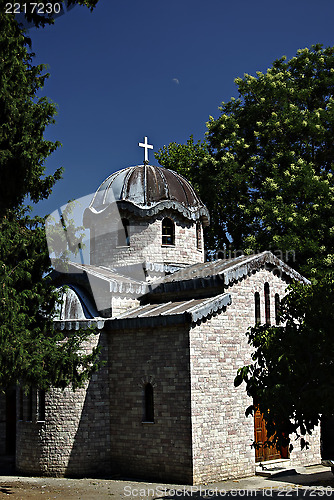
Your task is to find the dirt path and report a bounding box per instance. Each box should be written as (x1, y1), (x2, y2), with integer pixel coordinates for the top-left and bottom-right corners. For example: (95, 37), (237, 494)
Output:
(0, 476), (157, 500)
(0, 476), (194, 500)
(0, 466), (334, 500)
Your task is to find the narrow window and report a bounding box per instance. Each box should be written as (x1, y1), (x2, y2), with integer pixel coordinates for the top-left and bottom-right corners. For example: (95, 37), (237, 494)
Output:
(275, 293), (281, 325)
(38, 389), (46, 422)
(143, 383), (154, 423)
(19, 388), (23, 421)
(162, 218), (175, 246)
(255, 292), (261, 324)
(196, 222), (202, 250)
(118, 218), (130, 246)
(27, 387), (33, 422)
(264, 282), (271, 325)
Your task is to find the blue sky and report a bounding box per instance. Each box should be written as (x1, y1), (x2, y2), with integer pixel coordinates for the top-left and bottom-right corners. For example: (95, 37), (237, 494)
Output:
(28, 0), (334, 216)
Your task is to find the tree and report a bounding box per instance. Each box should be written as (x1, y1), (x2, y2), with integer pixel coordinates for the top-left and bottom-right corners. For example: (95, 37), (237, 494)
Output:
(155, 137), (221, 250)
(156, 44), (334, 452)
(17, 0), (99, 28)
(156, 45), (334, 278)
(0, 1), (100, 390)
(235, 274), (334, 452)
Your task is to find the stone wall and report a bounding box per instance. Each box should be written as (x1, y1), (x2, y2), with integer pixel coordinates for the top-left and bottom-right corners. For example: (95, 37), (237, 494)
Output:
(14, 263), (321, 482)
(91, 210), (204, 274)
(189, 267), (321, 484)
(108, 324), (193, 484)
(16, 332), (111, 477)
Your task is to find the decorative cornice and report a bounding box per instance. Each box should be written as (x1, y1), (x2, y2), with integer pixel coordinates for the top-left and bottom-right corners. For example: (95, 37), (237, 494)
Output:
(84, 199), (210, 226)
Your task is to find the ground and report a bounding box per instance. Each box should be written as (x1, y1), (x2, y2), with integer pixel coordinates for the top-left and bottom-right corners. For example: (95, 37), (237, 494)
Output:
(0, 466), (333, 499)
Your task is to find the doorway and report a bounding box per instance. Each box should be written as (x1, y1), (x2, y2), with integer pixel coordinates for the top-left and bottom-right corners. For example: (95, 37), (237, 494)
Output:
(254, 407), (288, 462)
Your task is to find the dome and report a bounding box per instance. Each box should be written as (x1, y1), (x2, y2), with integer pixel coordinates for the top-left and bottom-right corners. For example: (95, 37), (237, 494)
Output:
(87, 164), (209, 224)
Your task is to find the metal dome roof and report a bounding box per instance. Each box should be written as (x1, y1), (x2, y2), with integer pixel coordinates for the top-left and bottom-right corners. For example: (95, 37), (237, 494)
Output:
(87, 165), (210, 224)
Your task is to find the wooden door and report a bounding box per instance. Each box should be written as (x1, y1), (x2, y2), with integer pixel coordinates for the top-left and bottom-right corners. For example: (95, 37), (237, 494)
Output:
(254, 407), (282, 462)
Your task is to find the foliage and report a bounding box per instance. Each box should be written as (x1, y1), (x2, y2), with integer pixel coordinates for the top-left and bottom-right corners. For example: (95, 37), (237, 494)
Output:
(154, 136), (208, 190)
(17, 0), (99, 28)
(0, 3), (101, 390)
(155, 137), (222, 250)
(156, 45), (334, 278)
(0, 211), (100, 391)
(157, 44), (334, 450)
(235, 274), (334, 451)
(0, 10), (62, 215)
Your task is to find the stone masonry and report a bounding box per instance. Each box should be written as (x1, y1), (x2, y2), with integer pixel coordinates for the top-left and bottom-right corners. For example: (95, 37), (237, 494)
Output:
(4, 163), (322, 484)
(108, 324), (193, 484)
(189, 267), (321, 484)
(13, 262), (321, 484)
(16, 332), (111, 477)
(90, 210), (205, 274)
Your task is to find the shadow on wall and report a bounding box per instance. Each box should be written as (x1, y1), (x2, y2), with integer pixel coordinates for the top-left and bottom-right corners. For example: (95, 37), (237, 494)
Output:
(15, 332), (111, 477)
(66, 332), (111, 477)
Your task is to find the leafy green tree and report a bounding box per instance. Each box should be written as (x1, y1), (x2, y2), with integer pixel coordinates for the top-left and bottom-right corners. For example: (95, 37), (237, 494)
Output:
(0, 211), (99, 391)
(156, 44), (334, 278)
(157, 45), (334, 452)
(235, 274), (334, 451)
(155, 137), (222, 250)
(0, 2), (100, 390)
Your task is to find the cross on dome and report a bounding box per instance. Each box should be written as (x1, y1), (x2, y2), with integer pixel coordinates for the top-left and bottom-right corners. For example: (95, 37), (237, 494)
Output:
(138, 136), (153, 164)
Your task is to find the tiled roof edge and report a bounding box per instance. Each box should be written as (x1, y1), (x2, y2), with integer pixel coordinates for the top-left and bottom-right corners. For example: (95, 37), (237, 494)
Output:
(54, 319), (105, 331)
(189, 293), (232, 323)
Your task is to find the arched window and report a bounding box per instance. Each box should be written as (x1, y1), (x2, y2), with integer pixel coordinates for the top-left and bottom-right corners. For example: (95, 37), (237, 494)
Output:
(196, 222), (202, 250)
(264, 282), (270, 325)
(162, 218), (175, 246)
(254, 292), (261, 324)
(143, 383), (154, 423)
(275, 293), (281, 325)
(117, 218), (130, 247)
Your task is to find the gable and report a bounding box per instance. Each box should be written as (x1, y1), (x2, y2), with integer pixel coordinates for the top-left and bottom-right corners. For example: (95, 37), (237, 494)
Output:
(148, 251), (308, 301)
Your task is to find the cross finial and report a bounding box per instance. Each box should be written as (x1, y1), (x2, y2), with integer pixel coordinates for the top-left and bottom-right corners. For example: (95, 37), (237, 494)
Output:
(138, 136), (153, 164)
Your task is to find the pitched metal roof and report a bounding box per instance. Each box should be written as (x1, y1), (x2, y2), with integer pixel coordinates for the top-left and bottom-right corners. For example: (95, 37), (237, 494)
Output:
(106, 293), (232, 329)
(58, 251), (308, 304)
(53, 251), (308, 331)
(151, 251), (309, 296)
(65, 262), (148, 296)
(54, 293), (231, 331)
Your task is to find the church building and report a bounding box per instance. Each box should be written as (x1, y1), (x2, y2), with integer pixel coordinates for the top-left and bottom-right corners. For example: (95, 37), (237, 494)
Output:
(4, 139), (321, 483)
